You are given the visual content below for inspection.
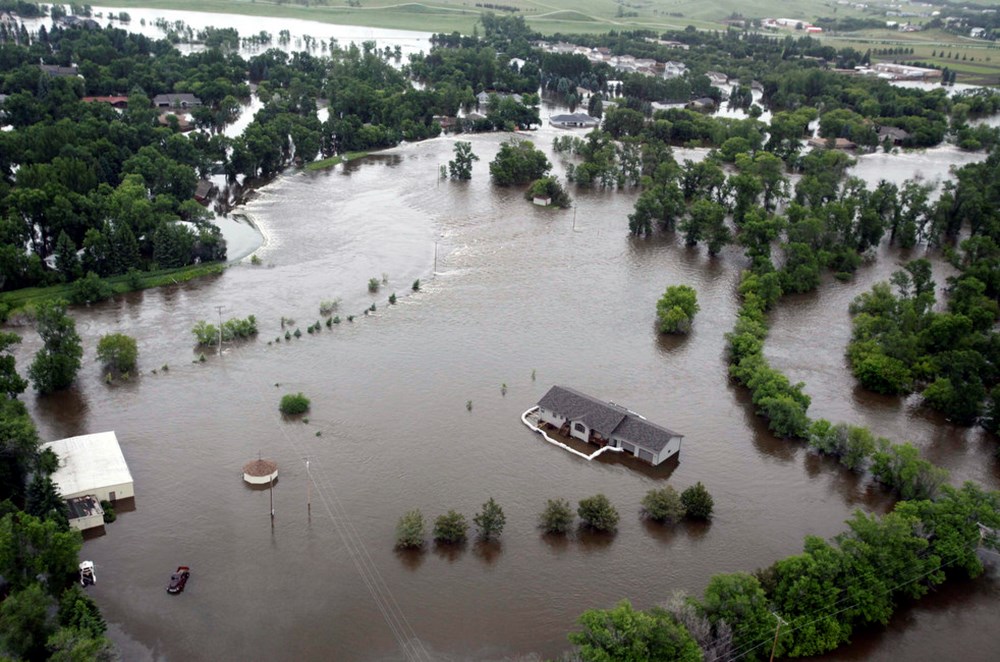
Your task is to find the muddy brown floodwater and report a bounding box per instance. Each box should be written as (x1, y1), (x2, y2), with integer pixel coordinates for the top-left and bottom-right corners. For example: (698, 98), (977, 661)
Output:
(10, 127), (1000, 661)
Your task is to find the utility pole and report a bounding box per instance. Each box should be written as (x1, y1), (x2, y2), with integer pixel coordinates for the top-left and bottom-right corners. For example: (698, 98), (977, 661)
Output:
(769, 612), (787, 662)
(433, 240), (438, 277)
(306, 460), (311, 517)
(269, 474), (275, 529)
(214, 305), (224, 356)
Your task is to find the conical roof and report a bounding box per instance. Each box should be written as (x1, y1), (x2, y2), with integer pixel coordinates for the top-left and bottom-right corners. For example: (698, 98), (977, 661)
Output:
(242, 458), (278, 477)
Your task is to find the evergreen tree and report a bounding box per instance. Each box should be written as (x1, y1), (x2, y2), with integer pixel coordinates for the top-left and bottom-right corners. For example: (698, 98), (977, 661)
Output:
(28, 300), (83, 394)
(53, 231), (80, 282)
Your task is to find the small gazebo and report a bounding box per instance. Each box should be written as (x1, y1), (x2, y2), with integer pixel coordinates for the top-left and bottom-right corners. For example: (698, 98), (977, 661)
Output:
(242, 457), (278, 485)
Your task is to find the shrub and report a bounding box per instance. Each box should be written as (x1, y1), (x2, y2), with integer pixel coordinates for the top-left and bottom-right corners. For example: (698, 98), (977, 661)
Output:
(641, 487), (685, 523)
(473, 497), (506, 541)
(395, 510), (426, 549)
(319, 299), (340, 316)
(279, 392), (310, 415)
(69, 271), (113, 305)
(412, 279), (421, 292)
(100, 499), (116, 523)
(578, 494), (619, 532)
(368, 277), (380, 293)
(656, 285), (700, 334)
(539, 498), (575, 534)
(433, 510), (468, 544)
(681, 483), (714, 520)
(96, 333), (138, 374)
(389, 293), (397, 305)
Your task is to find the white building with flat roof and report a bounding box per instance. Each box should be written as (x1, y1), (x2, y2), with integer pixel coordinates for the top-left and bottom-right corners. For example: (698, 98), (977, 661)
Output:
(43, 431), (134, 503)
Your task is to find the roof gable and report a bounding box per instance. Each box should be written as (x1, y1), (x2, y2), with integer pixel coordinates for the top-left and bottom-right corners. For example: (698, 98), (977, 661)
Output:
(538, 385), (683, 454)
(538, 385), (627, 437)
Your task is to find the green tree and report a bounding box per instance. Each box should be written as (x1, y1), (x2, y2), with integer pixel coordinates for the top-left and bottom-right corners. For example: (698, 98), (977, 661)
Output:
(568, 600), (702, 662)
(578, 494), (619, 532)
(24, 475), (68, 527)
(28, 300), (83, 394)
(279, 393), (310, 415)
(697, 573), (777, 660)
(656, 285), (700, 334)
(0, 512), (82, 595)
(0, 583), (55, 660)
(525, 176), (571, 208)
(489, 139), (550, 186)
(394, 510), (426, 549)
(96, 333), (138, 375)
(0, 332), (28, 399)
(46, 627), (117, 662)
(57, 585), (106, 636)
(473, 497), (506, 541)
(681, 482), (714, 519)
(448, 141), (479, 180)
(433, 510), (468, 544)
(538, 498), (574, 534)
(53, 231), (80, 282)
(641, 487), (684, 523)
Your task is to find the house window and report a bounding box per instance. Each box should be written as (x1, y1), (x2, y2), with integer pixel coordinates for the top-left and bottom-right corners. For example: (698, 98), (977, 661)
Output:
(574, 422), (586, 433)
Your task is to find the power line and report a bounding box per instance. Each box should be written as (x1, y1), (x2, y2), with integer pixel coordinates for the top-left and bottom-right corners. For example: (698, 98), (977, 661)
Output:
(724, 549), (972, 662)
(228, 340), (432, 661)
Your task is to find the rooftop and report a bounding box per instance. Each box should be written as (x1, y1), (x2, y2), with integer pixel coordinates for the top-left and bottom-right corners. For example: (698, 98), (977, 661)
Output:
(43, 431), (133, 497)
(537, 385), (682, 453)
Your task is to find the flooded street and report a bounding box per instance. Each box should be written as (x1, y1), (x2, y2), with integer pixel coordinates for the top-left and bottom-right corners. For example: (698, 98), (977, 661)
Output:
(4, 7), (999, 661)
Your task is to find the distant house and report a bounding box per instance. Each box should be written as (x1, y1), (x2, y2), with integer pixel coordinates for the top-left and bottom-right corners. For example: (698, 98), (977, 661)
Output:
(82, 95), (129, 109)
(549, 113), (599, 129)
(663, 61), (688, 79)
(705, 71), (729, 86)
(59, 15), (100, 30)
(42, 431), (134, 531)
(153, 93), (202, 109)
(476, 91), (523, 107)
(194, 179), (217, 205)
(157, 112), (193, 131)
(877, 126), (910, 145)
(971, 27), (987, 38)
(808, 136), (857, 150)
(536, 386), (684, 466)
(38, 64), (81, 78)
(687, 97), (716, 111)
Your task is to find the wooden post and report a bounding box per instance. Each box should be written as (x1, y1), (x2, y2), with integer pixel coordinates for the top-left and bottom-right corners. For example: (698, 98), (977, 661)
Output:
(306, 460), (311, 517)
(769, 612), (786, 662)
(269, 475), (274, 528)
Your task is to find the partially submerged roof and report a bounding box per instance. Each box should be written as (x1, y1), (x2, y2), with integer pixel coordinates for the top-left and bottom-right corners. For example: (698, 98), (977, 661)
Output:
(550, 113), (598, 124)
(538, 385), (682, 452)
(43, 431), (133, 497)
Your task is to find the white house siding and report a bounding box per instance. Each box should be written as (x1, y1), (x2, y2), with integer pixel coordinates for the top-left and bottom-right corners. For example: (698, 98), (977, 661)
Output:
(538, 408), (566, 429)
(64, 481), (134, 503)
(654, 437), (682, 465)
(570, 421), (590, 442)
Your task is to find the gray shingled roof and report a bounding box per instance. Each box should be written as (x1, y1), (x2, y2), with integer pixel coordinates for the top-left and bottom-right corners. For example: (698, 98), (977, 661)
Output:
(538, 386), (627, 437)
(537, 385), (682, 454)
(613, 415), (681, 453)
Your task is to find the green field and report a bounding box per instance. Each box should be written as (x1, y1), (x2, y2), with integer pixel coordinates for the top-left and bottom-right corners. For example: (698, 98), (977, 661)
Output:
(0, 263), (225, 315)
(40, 0), (928, 34)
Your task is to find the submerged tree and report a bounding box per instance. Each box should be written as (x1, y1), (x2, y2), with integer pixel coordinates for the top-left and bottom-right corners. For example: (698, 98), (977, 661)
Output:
(656, 285), (700, 334)
(28, 301), (83, 394)
(448, 141), (479, 180)
(473, 497), (506, 541)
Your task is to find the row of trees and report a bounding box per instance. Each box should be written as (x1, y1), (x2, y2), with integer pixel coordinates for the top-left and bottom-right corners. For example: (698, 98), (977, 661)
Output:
(567, 482), (1000, 661)
(395, 498), (506, 548)
(397, 486), (715, 549)
(0, 316), (115, 658)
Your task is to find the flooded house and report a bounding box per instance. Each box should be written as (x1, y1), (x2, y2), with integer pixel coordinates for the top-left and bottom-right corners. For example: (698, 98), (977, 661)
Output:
(536, 386), (684, 466)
